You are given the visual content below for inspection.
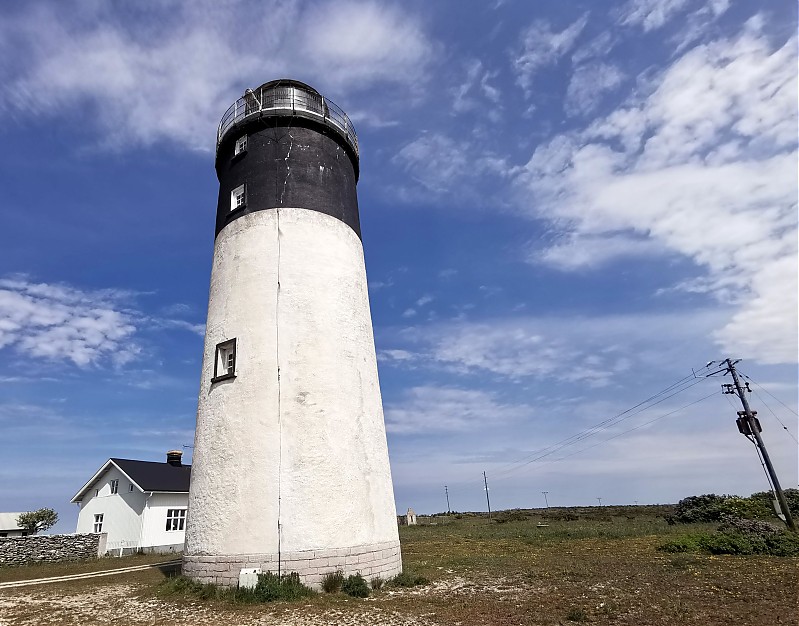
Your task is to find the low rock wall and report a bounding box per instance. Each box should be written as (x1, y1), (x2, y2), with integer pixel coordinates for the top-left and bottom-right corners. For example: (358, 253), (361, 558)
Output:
(0, 533), (107, 565)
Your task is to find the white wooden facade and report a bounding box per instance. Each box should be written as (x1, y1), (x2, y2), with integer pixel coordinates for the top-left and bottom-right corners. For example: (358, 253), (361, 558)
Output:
(71, 458), (189, 554)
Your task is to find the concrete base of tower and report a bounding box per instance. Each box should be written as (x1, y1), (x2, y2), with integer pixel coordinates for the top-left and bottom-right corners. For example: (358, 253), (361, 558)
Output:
(182, 539), (402, 589)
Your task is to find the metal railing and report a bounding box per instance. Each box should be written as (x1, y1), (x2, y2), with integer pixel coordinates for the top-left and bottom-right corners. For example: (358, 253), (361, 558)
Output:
(217, 84), (359, 157)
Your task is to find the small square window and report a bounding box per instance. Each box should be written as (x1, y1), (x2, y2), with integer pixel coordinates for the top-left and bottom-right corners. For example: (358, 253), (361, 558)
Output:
(128, 483), (134, 492)
(166, 508), (187, 531)
(94, 513), (104, 533)
(234, 135), (247, 156)
(110, 479), (119, 494)
(212, 338), (237, 383)
(231, 184), (246, 212)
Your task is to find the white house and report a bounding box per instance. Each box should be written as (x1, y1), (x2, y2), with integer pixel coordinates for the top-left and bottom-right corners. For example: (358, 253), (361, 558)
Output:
(71, 451), (190, 554)
(0, 512), (33, 538)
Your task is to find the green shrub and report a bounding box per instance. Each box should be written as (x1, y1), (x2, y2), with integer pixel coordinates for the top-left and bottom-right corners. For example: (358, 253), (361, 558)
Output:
(699, 532), (754, 555)
(370, 576), (384, 590)
(159, 572), (314, 603)
(321, 570), (344, 593)
(658, 535), (703, 553)
(658, 529), (799, 557)
(763, 532), (799, 557)
(341, 573), (370, 597)
(251, 571), (315, 602)
(668, 494), (729, 524)
(387, 571), (429, 587)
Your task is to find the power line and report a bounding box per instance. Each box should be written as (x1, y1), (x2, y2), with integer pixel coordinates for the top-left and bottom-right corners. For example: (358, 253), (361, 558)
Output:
(741, 373), (798, 416)
(542, 391), (719, 467)
(490, 376), (710, 481)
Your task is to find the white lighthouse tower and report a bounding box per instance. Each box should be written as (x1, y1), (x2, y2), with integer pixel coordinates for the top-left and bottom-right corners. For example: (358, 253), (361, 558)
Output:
(183, 80), (402, 587)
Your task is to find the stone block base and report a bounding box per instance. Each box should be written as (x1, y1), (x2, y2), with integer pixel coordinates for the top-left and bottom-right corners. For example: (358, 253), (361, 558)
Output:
(182, 539), (402, 589)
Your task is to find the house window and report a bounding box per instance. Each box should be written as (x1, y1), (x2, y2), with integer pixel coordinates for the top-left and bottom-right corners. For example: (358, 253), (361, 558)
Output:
(94, 489), (99, 497)
(212, 338), (237, 382)
(110, 479), (119, 494)
(234, 135), (247, 156)
(231, 184), (246, 211)
(129, 483), (134, 492)
(166, 509), (186, 531)
(93, 513), (104, 533)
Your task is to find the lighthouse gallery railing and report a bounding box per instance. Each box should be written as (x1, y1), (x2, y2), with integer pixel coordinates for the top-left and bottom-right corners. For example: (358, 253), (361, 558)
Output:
(217, 85), (359, 157)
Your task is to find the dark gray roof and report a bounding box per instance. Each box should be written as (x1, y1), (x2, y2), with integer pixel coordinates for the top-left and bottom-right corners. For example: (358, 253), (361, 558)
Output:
(111, 458), (191, 492)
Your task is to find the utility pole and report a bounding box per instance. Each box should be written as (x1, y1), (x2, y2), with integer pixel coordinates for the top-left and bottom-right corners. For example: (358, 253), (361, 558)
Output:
(723, 358), (796, 532)
(445, 485), (451, 514)
(596, 497), (602, 506)
(542, 491), (550, 508)
(483, 471), (492, 520)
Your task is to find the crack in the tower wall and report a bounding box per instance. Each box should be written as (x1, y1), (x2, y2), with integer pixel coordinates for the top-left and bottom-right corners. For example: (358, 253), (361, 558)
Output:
(280, 134), (293, 205)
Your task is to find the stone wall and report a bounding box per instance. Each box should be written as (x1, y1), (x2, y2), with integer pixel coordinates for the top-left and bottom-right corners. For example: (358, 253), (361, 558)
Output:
(183, 539), (402, 589)
(0, 533), (107, 566)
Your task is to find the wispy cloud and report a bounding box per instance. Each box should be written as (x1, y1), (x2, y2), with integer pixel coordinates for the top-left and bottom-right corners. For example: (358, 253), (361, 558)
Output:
(513, 14), (588, 93)
(0, 277), (204, 367)
(517, 18), (798, 364)
(617, 0), (692, 31)
(0, 0), (434, 150)
(385, 386), (533, 434)
(565, 62), (625, 116)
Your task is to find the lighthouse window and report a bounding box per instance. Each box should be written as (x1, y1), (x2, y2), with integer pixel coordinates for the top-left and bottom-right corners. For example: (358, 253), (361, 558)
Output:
(234, 135), (247, 156)
(212, 338), (237, 383)
(231, 184), (246, 211)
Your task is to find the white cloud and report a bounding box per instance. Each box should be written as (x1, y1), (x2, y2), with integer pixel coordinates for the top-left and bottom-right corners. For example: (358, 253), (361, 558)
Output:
(393, 132), (513, 201)
(0, 1), (433, 150)
(390, 310), (725, 387)
(618, 0), (692, 31)
(385, 386), (532, 434)
(513, 14), (588, 92)
(535, 233), (666, 270)
(565, 62), (625, 116)
(0, 277), (204, 367)
(0, 278), (139, 367)
(517, 21), (798, 364)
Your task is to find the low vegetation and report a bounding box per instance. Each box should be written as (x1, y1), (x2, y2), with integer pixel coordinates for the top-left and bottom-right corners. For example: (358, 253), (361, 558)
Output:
(341, 572), (370, 597)
(3, 495), (797, 624)
(159, 571), (314, 603)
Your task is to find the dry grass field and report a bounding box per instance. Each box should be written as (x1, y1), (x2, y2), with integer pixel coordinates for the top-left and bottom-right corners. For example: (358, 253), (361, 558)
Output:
(1, 507), (797, 625)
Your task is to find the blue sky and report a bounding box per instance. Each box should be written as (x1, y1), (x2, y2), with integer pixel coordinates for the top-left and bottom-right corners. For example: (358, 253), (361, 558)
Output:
(0, 0), (796, 534)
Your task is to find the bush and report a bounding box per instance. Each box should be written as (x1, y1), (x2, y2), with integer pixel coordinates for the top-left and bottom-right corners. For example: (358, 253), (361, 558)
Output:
(658, 529), (799, 557)
(252, 572), (315, 602)
(341, 573), (370, 598)
(321, 570), (344, 593)
(387, 571), (429, 587)
(370, 576), (384, 590)
(159, 572), (314, 603)
(668, 494), (729, 524)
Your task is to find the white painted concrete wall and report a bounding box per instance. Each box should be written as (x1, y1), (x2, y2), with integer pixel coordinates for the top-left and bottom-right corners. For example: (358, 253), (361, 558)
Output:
(75, 466), (145, 549)
(186, 208), (399, 557)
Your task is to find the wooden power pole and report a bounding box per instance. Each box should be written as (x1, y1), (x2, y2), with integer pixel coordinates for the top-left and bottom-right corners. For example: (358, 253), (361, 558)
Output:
(723, 358), (796, 532)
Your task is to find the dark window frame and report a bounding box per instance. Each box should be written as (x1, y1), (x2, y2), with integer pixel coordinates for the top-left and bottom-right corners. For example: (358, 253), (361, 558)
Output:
(211, 338), (237, 383)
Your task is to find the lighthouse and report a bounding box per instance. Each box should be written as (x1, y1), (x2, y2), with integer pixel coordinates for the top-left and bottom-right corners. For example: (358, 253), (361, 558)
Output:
(183, 80), (402, 587)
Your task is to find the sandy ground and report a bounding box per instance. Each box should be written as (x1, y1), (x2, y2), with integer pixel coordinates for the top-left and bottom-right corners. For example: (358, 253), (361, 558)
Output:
(0, 580), (451, 626)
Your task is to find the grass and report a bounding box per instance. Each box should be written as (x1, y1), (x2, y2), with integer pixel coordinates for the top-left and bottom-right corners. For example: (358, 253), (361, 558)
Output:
(2, 506), (797, 625)
(0, 552), (178, 583)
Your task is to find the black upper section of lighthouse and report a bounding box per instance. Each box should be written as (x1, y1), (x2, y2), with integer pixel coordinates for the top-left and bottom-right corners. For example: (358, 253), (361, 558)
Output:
(214, 79), (361, 239)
